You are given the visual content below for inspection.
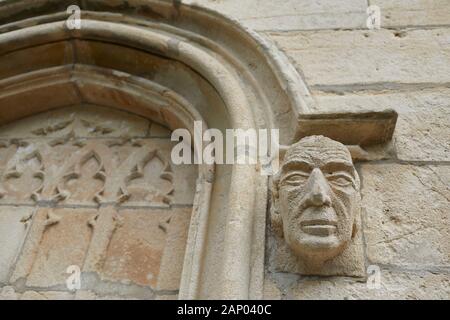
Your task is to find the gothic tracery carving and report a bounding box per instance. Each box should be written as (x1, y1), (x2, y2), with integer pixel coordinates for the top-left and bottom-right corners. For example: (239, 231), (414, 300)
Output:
(0, 132), (175, 206)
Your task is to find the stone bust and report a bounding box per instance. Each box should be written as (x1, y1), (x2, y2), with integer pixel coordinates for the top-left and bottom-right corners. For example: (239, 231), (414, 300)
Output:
(272, 135), (361, 269)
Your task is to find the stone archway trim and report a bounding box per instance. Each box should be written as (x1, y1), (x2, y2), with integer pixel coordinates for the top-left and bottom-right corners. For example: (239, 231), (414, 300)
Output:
(0, 20), (260, 299)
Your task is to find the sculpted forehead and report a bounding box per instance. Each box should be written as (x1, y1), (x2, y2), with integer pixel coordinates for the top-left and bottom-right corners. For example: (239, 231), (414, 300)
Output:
(283, 136), (352, 168)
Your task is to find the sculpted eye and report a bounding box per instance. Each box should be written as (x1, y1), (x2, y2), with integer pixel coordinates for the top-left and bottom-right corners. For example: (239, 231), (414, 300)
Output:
(328, 174), (353, 187)
(281, 172), (309, 186)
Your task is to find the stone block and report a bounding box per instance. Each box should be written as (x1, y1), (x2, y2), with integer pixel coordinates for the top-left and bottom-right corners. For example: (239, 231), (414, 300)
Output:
(361, 164), (450, 268)
(370, 0), (450, 28)
(20, 290), (73, 300)
(13, 208), (97, 288)
(271, 269), (450, 299)
(315, 89), (450, 161)
(184, 0), (368, 31)
(0, 206), (33, 283)
(266, 28), (450, 87)
(94, 208), (191, 291)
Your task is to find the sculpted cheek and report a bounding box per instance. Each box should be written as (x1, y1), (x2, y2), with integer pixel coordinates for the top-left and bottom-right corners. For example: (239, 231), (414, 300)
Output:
(331, 188), (353, 215)
(284, 188), (304, 216)
(330, 190), (358, 242)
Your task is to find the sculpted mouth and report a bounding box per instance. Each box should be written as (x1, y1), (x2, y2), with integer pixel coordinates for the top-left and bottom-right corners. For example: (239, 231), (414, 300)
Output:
(300, 219), (337, 236)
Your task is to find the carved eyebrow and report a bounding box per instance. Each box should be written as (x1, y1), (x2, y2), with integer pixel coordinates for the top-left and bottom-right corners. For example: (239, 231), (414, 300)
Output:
(320, 161), (355, 174)
(281, 160), (313, 174)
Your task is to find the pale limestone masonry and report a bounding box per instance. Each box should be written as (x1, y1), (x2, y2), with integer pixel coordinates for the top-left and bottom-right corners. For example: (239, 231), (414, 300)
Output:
(0, 0), (449, 300)
(0, 106), (196, 299)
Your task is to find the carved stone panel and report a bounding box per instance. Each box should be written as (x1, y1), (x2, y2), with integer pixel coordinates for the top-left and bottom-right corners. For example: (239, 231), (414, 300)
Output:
(22, 208), (97, 288)
(0, 105), (197, 299)
(0, 206), (33, 283)
(96, 208), (191, 291)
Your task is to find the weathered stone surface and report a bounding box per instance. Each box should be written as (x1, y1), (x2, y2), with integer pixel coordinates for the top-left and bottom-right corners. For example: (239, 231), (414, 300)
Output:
(361, 164), (450, 268)
(315, 89), (450, 161)
(296, 110), (398, 147)
(95, 208), (191, 291)
(265, 269), (450, 299)
(21, 208), (96, 288)
(266, 28), (450, 87)
(0, 286), (18, 300)
(371, 0), (450, 28)
(0, 105), (150, 139)
(149, 123), (172, 138)
(0, 42), (73, 80)
(0, 104), (196, 298)
(156, 294), (179, 300)
(20, 290), (73, 300)
(10, 206), (192, 294)
(75, 290), (138, 300)
(184, 0), (368, 31)
(0, 206), (33, 283)
(262, 276), (283, 300)
(156, 208), (192, 291)
(0, 287), (73, 300)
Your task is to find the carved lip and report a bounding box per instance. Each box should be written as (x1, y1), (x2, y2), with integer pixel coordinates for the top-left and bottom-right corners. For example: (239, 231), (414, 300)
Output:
(300, 219), (337, 236)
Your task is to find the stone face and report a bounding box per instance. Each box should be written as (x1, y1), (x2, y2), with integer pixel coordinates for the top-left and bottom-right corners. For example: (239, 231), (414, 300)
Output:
(0, 206), (33, 283)
(266, 28), (450, 87)
(270, 136), (364, 275)
(361, 164), (450, 268)
(267, 224), (366, 277)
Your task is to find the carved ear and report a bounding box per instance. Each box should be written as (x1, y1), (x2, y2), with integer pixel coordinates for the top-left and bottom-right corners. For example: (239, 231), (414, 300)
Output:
(270, 175), (284, 238)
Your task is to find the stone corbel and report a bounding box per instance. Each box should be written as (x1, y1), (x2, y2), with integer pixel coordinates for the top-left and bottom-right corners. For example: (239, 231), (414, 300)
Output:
(295, 109), (398, 161)
(270, 110), (397, 276)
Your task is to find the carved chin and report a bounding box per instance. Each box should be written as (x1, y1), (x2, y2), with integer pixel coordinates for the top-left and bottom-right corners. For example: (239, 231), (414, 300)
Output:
(286, 232), (348, 263)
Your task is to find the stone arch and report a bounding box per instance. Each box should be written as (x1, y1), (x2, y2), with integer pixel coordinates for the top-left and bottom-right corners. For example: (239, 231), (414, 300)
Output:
(0, 0), (312, 299)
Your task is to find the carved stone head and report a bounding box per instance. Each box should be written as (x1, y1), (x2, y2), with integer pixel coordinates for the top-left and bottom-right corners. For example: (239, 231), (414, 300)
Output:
(272, 135), (361, 267)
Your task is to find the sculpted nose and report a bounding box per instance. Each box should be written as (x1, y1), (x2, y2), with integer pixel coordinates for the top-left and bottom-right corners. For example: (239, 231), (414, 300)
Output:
(306, 169), (331, 207)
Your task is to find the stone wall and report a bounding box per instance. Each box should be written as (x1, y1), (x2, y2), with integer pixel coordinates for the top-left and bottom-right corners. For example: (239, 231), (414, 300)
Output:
(0, 0), (448, 300)
(185, 0), (449, 299)
(0, 105), (197, 300)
